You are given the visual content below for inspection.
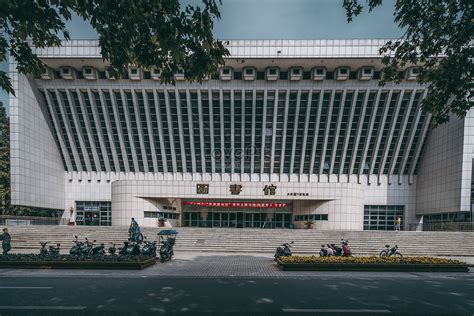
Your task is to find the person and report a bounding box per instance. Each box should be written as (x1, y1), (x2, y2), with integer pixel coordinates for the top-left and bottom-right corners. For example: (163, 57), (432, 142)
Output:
(395, 216), (402, 231)
(319, 244), (328, 257)
(0, 228), (11, 255)
(342, 240), (352, 257)
(326, 244), (334, 256)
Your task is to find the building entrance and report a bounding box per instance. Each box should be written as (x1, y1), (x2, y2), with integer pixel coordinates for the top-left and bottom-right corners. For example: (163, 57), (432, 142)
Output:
(181, 200), (293, 228)
(75, 201), (112, 226)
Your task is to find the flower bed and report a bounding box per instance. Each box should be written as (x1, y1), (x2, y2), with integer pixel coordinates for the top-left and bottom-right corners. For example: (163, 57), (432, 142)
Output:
(276, 256), (468, 272)
(0, 254), (156, 270)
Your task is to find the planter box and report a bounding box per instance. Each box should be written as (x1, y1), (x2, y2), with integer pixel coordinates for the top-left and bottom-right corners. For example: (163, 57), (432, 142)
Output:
(0, 257), (156, 270)
(276, 260), (469, 272)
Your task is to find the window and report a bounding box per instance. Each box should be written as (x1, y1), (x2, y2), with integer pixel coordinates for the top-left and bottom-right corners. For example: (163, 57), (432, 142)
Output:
(292, 68), (301, 75)
(130, 68), (138, 75)
(339, 68), (348, 75)
(411, 68), (419, 75)
(245, 68), (254, 75)
(363, 68), (372, 75)
(84, 68), (92, 74)
(364, 205), (404, 231)
(61, 68), (70, 74)
(315, 68), (324, 75)
(268, 68), (277, 75)
(222, 68), (230, 75)
(294, 214), (329, 221)
(152, 69), (160, 75)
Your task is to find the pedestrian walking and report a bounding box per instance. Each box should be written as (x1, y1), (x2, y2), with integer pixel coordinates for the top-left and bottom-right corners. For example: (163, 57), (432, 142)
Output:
(0, 228), (11, 255)
(395, 216), (402, 231)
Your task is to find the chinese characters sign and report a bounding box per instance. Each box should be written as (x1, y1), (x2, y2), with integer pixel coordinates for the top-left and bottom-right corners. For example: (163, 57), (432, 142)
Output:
(230, 184), (242, 195)
(182, 201), (288, 208)
(263, 184), (277, 195)
(196, 184), (209, 194)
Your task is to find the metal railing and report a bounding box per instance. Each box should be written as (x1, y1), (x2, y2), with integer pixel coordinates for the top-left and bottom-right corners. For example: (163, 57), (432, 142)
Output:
(409, 222), (474, 232)
(0, 215), (69, 226)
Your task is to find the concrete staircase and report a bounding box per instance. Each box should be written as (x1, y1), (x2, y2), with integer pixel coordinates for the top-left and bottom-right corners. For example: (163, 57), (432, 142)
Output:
(5, 225), (474, 257)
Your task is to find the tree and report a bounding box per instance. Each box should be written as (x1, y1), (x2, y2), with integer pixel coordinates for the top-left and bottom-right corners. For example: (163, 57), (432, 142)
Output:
(0, 101), (10, 213)
(0, 0), (228, 95)
(343, 0), (473, 125)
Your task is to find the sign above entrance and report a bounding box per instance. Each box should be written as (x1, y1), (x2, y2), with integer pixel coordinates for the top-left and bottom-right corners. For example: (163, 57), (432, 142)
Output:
(182, 201), (288, 208)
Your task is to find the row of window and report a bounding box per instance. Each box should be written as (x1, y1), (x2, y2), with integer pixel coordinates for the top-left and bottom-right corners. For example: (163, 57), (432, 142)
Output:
(294, 214), (328, 221)
(144, 211), (180, 219)
(43, 66), (420, 82)
(41, 88), (428, 176)
(423, 212), (471, 224)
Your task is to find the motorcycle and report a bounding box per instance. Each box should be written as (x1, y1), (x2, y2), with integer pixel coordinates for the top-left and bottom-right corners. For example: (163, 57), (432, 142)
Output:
(274, 241), (294, 260)
(69, 236), (84, 255)
(141, 237), (157, 257)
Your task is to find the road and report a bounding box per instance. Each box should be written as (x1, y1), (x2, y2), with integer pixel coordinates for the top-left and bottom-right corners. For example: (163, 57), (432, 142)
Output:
(0, 273), (474, 315)
(0, 253), (473, 315)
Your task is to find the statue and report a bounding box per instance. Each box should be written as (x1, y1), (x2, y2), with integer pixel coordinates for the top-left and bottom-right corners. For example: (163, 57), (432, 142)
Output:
(128, 218), (143, 243)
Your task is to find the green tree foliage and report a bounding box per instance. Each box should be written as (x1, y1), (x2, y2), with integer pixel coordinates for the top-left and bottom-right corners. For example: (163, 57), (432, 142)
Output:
(0, 0), (229, 95)
(343, 0), (473, 125)
(0, 101), (8, 213)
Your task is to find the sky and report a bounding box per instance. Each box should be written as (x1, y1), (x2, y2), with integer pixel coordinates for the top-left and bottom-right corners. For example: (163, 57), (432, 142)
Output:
(0, 0), (401, 114)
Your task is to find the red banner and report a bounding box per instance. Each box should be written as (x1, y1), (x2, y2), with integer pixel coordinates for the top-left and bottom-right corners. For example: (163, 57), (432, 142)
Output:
(182, 201), (288, 208)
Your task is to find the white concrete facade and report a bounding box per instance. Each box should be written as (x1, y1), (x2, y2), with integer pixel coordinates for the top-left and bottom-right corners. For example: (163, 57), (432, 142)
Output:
(9, 39), (472, 230)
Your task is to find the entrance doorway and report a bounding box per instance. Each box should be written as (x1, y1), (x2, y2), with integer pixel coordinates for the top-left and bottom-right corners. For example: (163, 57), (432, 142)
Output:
(183, 212), (292, 228)
(181, 200), (293, 228)
(75, 201), (112, 226)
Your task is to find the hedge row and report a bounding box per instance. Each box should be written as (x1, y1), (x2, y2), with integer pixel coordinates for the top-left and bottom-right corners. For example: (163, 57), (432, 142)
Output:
(278, 256), (466, 265)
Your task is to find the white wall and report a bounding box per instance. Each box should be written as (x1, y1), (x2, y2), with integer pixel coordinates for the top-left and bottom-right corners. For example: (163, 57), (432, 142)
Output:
(110, 176), (416, 230)
(416, 113), (473, 215)
(9, 67), (65, 209)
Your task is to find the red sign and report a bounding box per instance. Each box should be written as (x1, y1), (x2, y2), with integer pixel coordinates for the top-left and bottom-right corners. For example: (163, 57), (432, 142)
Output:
(182, 201), (288, 208)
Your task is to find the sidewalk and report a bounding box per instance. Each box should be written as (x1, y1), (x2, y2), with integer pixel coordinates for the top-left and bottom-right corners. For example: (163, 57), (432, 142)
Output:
(0, 251), (472, 279)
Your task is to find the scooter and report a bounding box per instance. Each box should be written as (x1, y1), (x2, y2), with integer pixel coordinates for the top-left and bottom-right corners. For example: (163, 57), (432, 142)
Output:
(141, 237), (157, 257)
(69, 236), (84, 255)
(80, 238), (95, 255)
(159, 239), (174, 263)
(91, 241), (105, 255)
(274, 241), (294, 260)
(319, 244), (334, 257)
(120, 239), (141, 256)
(328, 243), (343, 256)
(108, 243), (117, 255)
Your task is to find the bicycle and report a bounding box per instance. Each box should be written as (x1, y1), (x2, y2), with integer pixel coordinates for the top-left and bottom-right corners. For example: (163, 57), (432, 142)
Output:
(380, 244), (403, 259)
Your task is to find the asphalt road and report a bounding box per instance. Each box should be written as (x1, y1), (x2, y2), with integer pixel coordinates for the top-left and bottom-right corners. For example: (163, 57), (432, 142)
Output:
(0, 273), (473, 315)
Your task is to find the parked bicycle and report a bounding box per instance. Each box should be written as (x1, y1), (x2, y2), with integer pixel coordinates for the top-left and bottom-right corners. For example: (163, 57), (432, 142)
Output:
(39, 241), (60, 257)
(380, 244), (403, 259)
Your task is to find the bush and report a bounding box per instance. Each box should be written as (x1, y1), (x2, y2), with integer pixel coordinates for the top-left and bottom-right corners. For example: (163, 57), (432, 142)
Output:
(278, 256), (465, 265)
(0, 254), (154, 263)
